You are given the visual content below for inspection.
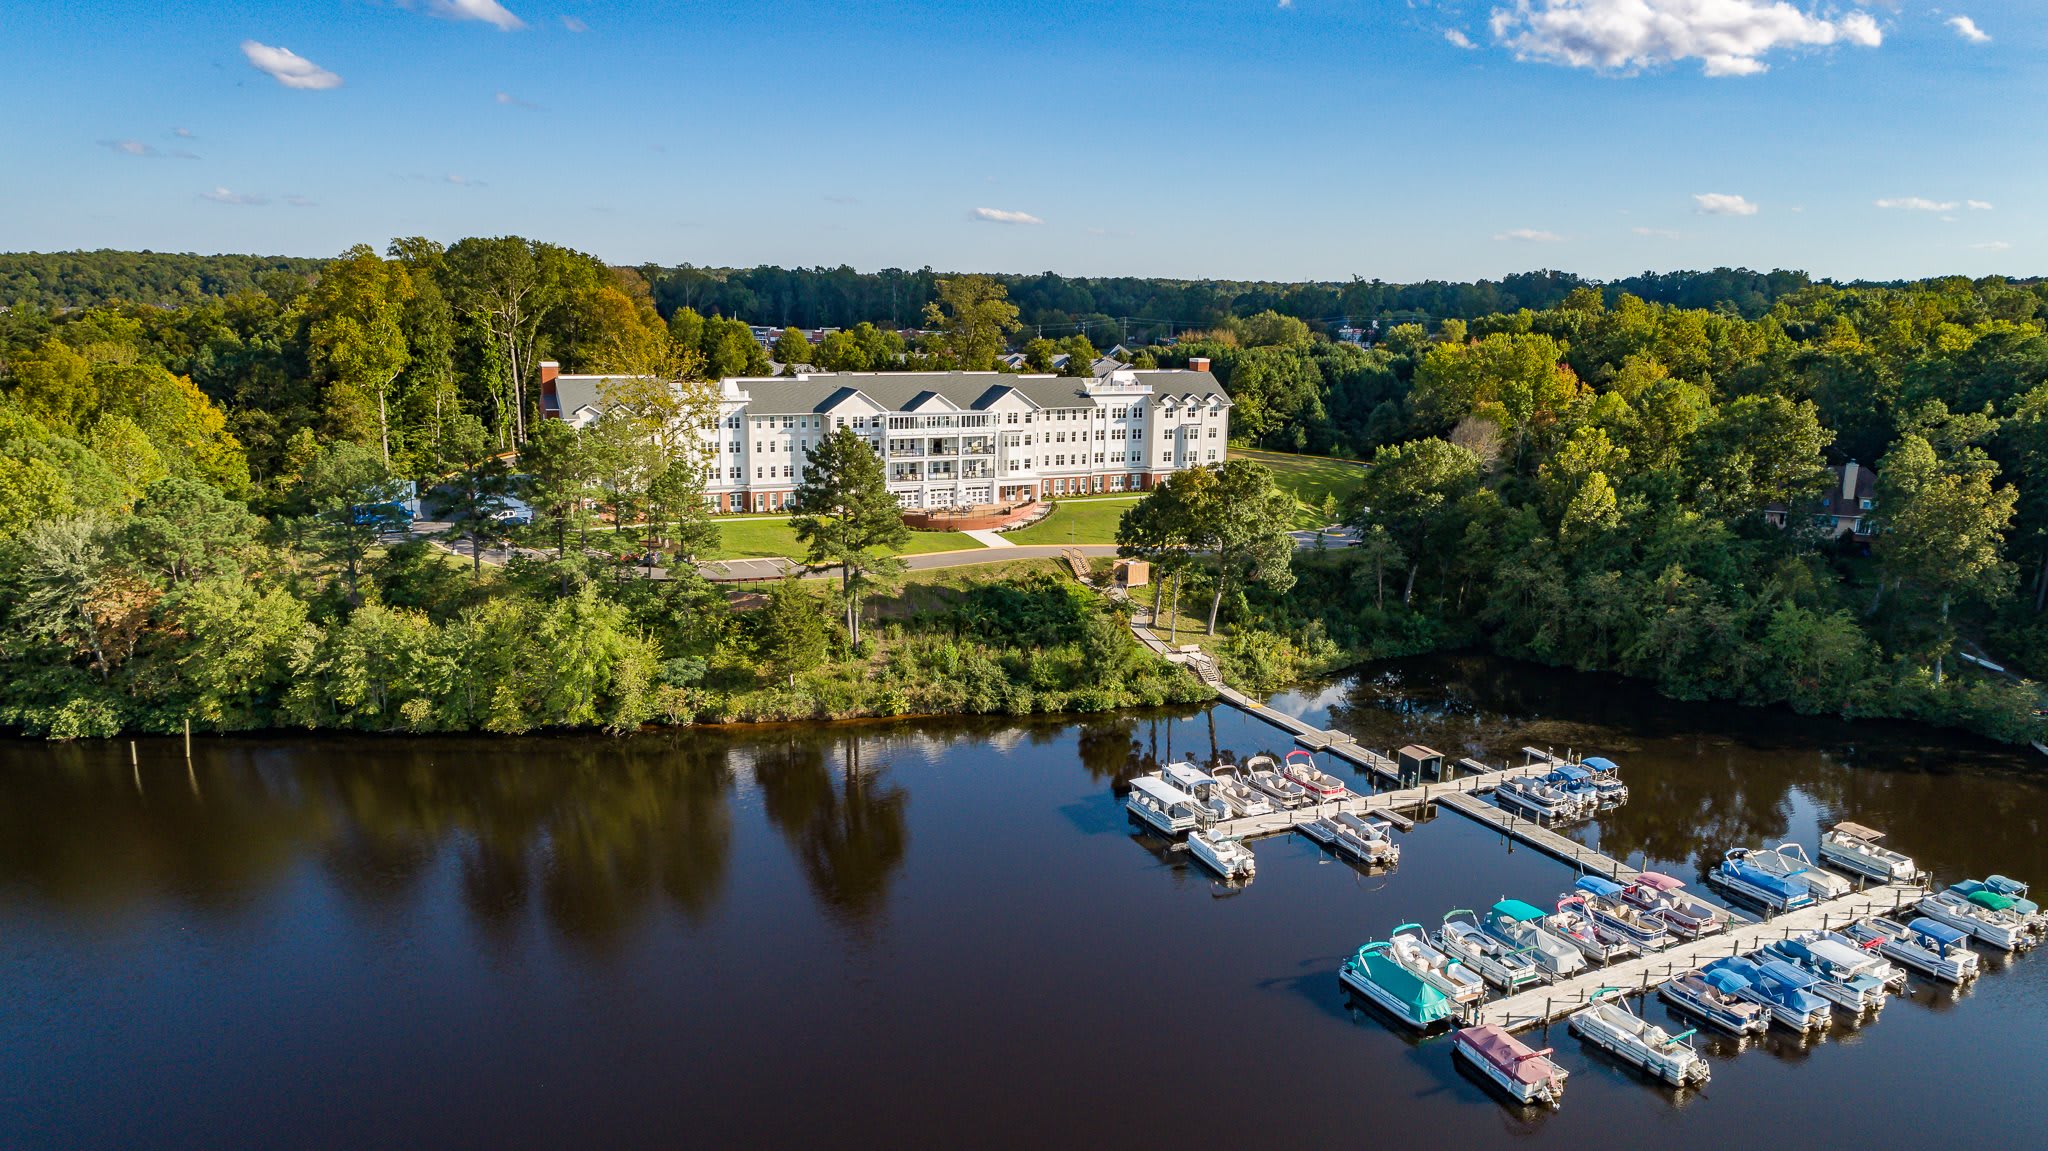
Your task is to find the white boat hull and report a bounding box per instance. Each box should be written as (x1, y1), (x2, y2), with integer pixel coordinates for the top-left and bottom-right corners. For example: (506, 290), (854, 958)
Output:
(1569, 1010), (1709, 1087)
(1710, 868), (1814, 912)
(1455, 1038), (1564, 1106)
(1917, 898), (2029, 952)
(1819, 842), (1916, 883)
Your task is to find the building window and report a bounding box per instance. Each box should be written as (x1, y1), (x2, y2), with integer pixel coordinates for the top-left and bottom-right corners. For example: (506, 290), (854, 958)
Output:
(1206, 450), (1217, 461)
(1208, 428), (1217, 438)
(783, 465), (793, 478)
(755, 467), (763, 479)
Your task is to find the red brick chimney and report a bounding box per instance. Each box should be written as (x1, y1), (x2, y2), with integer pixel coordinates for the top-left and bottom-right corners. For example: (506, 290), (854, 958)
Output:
(1188, 356), (1211, 373)
(539, 361), (561, 417)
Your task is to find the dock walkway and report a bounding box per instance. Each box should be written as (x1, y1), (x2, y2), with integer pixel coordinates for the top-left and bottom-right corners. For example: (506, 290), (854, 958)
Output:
(1434, 792), (1642, 882)
(1469, 882), (1924, 1032)
(1205, 760), (1555, 841)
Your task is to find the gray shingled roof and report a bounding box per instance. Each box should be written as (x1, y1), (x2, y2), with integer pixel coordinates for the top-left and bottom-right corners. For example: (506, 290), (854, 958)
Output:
(551, 368), (1226, 422)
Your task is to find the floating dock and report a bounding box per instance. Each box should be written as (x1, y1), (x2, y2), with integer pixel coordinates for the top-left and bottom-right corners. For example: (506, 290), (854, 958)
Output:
(1203, 760), (1557, 842)
(1433, 792), (1642, 882)
(1469, 882), (1924, 1031)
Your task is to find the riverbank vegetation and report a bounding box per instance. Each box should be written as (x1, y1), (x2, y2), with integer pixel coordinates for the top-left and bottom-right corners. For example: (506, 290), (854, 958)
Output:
(1160, 285), (2048, 742)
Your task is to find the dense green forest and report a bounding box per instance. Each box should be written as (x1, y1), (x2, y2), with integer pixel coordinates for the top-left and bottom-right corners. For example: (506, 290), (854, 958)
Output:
(2, 249), (1832, 341)
(3, 238), (2046, 744)
(1193, 283), (2048, 743)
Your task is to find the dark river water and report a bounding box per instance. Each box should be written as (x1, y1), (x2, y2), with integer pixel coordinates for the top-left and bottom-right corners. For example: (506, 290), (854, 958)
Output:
(4, 653), (2047, 1149)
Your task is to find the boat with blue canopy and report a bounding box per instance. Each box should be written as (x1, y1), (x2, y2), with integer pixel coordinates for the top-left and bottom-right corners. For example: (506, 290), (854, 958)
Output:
(1579, 756), (1630, 806)
(1712, 849), (1819, 912)
(1763, 936), (1889, 1012)
(1702, 956), (1832, 1031)
(1573, 875), (1673, 951)
(1659, 967), (1770, 1035)
(1841, 917), (1979, 984)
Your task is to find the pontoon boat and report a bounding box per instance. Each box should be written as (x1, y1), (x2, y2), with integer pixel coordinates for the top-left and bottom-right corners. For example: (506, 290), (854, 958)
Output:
(1917, 889), (2033, 951)
(1205, 763), (1274, 818)
(1281, 750), (1350, 801)
(1125, 776), (1206, 836)
(1731, 844), (1851, 901)
(1388, 923), (1487, 1005)
(1452, 1024), (1568, 1107)
(1569, 990), (1710, 1087)
(1711, 850), (1818, 912)
(1701, 956), (1832, 1031)
(1493, 776), (1580, 822)
(1818, 821), (1920, 883)
(1841, 916), (1978, 984)
(1482, 899), (1587, 978)
(1186, 829), (1255, 881)
(1244, 755), (1311, 808)
(1624, 872), (1730, 938)
(1437, 909), (1546, 990)
(1762, 937), (1889, 1012)
(1579, 756), (1630, 807)
(1573, 875), (1673, 951)
(1339, 940), (1454, 1030)
(1546, 895), (1636, 962)
(1659, 969), (1771, 1035)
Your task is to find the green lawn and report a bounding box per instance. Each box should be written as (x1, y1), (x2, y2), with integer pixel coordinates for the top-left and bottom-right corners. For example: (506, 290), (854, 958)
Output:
(1003, 496), (1141, 546)
(704, 516), (981, 561)
(1231, 448), (1366, 529)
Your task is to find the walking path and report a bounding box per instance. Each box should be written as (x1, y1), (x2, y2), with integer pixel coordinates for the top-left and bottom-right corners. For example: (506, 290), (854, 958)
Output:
(962, 529), (1014, 549)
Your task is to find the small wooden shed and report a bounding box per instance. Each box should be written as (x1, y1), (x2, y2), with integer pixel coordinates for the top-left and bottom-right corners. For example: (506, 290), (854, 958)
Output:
(1397, 744), (1445, 779)
(1113, 558), (1150, 588)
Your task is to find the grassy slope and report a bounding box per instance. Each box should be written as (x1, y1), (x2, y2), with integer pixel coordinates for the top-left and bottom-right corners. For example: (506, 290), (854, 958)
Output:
(705, 516), (981, 561)
(1232, 448), (1367, 529)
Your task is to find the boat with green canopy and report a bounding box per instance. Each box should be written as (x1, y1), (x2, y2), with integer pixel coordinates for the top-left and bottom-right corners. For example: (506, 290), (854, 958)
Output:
(1918, 889), (2033, 951)
(1482, 899), (1586, 978)
(1339, 939), (1455, 1030)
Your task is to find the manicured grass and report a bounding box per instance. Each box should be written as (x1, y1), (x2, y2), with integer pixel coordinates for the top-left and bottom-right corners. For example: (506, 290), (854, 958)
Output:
(1232, 448), (1366, 529)
(704, 516), (982, 561)
(1003, 496), (1141, 546)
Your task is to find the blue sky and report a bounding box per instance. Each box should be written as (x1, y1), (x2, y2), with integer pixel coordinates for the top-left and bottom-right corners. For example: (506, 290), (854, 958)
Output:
(2, 1), (2039, 281)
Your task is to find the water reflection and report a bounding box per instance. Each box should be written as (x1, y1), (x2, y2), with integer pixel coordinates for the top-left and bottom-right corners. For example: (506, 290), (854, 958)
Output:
(750, 733), (909, 928)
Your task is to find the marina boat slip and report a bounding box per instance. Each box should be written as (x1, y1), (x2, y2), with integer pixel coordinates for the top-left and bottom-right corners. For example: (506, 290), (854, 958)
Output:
(1623, 873), (1730, 939)
(1916, 889), (2034, 951)
(1301, 814), (1399, 867)
(1701, 957), (1833, 1032)
(1160, 762), (1232, 822)
(1948, 876), (2043, 929)
(1492, 775), (1581, 822)
(1841, 917), (1980, 984)
(1438, 909), (1547, 991)
(1819, 821), (1921, 883)
(1537, 766), (1605, 818)
(1452, 1024), (1568, 1108)
(1388, 923), (1488, 1006)
(1280, 750), (1350, 801)
(1481, 900), (1587, 978)
(1125, 776), (1208, 836)
(1579, 756), (1630, 806)
(1658, 969), (1772, 1036)
(1546, 895), (1637, 962)
(1732, 844), (1852, 901)
(1568, 990), (1710, 1088)
(1573, 875), (1675, 952)
(1203, 764), (1274, 818)
(1339, 940), (1454, 1030)
(1242, 754), (1311, 808)
(1761, 936), (1890, 1012)
(1809, 930), (1908, 990)
(1711, 850), (1818, 912)
(1185, 830), (1255, 881)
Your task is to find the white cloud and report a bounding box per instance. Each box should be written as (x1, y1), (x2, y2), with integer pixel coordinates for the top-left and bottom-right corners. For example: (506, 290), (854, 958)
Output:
(1876, 196), (1958, 212)
(1693, 192), (1759, 216)
(1971, 241), (2011, 251)
(101, 138), (155, 157)
(1277, 0), (1294, 8)
(1947, 16), (1990, 44)
(173, 127), (195, 138)
(1967, 199), (1994, 211)
(495, 91), (541, 109)
(446, 173), (485, 187)
(1489, 0), (1883, 77)
(240, 41), (342, 90)
(432, 0), (525, 31)
(1632, 226), (1682, 239)
(201, 187), (268, 206)
(561, 15), (587, 32)
(1445, 28), (1477, 50)
(1495, 228), (1563, 242)
(973, 207), (1043, 225)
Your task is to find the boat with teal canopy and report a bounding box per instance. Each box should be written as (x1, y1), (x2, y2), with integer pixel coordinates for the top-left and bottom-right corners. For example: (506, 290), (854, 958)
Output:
(1340, 940), (1454, 1030)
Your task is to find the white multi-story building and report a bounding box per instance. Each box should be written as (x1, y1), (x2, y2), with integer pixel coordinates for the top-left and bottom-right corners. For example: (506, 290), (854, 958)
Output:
(540, 359), (1231, 514)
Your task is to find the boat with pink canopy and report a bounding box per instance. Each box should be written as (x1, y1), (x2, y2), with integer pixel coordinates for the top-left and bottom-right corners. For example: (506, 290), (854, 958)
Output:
(1452, 1024), (1568, 1107)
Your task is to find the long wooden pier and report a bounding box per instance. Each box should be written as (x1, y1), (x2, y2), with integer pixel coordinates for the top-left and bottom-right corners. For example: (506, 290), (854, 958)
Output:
(1204, 760), (1556, 841)
(1433, 792), (1643, 882)
(1469, 882), (1924, 1031)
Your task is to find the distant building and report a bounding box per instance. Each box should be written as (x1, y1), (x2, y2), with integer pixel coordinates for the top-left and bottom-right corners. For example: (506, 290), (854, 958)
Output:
(540, 362), (1231, 514)
(1765, 461), (1876, 542)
